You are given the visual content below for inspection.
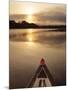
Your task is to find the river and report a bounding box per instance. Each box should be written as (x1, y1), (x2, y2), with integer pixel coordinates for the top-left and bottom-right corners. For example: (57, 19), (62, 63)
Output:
(9, 29), (66, 88)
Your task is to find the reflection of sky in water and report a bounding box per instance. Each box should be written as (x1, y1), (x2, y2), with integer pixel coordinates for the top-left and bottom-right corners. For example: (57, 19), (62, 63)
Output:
(9, 29), (66, 88)
(10, 29), (66, 48)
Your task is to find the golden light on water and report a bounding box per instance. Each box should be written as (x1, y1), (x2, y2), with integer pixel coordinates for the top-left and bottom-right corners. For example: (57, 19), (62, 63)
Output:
(28, 29), (33, 34)
(26, 42), (35, 47)
(27, 35), (34, 46)
(27, 34), (33, 42)
(27, 29), (33, 43)
(28, 37), (33, 42)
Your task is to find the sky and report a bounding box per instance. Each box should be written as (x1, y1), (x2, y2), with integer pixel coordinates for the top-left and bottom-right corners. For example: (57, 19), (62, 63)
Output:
(10, 0), (66, 25)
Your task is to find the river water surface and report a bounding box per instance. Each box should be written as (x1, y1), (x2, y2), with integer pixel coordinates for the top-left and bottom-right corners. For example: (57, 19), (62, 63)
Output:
(9, 29), (66, 88)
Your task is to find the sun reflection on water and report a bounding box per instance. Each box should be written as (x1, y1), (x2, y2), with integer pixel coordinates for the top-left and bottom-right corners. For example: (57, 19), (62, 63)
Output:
(27, 34), (34, 42)
(28, 37), (33, 42)
(26, 29), (34, 42)
(27, 42), (34, 47)
(27, 29), (33, 34)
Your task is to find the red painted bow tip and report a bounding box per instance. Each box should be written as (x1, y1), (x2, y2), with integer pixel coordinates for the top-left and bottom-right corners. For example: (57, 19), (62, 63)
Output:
(40, 58), (45, 65)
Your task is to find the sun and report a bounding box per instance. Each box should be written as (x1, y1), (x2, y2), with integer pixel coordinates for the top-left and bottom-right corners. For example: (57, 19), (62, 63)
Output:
(25, 7), (34, 15)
